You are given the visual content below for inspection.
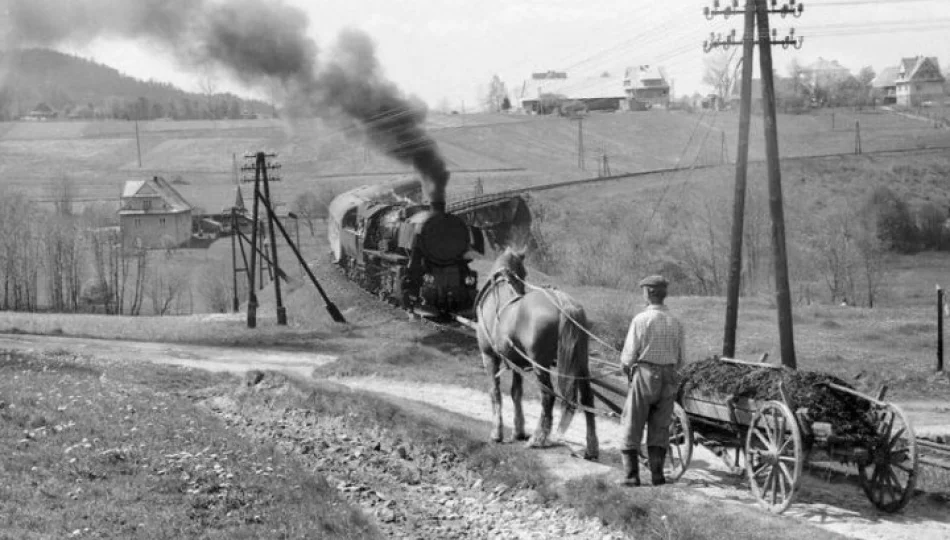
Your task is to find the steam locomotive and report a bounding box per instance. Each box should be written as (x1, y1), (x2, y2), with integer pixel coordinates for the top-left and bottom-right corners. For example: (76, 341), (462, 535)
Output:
(327, 179), (484, 317)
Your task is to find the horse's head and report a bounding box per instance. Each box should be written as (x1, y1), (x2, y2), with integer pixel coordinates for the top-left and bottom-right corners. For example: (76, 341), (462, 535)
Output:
(490, 246), (527, 294)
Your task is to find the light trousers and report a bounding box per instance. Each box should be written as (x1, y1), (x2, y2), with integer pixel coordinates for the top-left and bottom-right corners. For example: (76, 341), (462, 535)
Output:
(620, 363), (679, 452)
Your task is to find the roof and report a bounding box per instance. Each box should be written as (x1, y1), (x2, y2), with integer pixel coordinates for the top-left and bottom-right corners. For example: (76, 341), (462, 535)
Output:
(623, 65), (669, 90)
(805, 57), (849, 73)
(519, 74), (627, 101)
(872, 66), (899, 88)
(897, 56), (945, 83)
(120, 176), (192, 214)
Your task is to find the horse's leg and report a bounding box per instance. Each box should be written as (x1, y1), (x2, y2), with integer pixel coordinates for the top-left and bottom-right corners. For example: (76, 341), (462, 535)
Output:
(483, 351), (504, 443)
(528, 371), (555, 448)
(579, 378), (600, 461)
(511, 370), (528, 441)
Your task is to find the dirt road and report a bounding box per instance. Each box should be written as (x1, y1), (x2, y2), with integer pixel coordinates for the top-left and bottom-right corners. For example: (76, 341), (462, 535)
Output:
(2, 332), (948, 540)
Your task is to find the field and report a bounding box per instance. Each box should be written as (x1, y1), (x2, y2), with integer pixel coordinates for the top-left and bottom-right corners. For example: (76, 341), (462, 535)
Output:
(3, 108), (950, 393)
(5, 104), (950, 537)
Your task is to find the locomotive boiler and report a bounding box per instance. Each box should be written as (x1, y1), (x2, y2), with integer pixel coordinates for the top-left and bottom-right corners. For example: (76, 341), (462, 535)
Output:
(328, 180), (483, 317)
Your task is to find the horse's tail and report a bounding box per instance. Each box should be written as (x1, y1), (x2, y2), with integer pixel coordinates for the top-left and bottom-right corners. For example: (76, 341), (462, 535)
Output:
(554, 292), (589, 437)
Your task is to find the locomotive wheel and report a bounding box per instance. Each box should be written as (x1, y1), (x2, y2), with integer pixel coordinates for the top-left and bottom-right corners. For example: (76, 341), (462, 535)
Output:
(745, 400), (803, 514)
(857, 403), (918, 513)
(639, 403), (692, 482)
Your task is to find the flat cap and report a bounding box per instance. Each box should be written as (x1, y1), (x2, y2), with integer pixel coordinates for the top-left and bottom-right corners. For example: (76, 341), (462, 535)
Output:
(638, 275), (668, 289)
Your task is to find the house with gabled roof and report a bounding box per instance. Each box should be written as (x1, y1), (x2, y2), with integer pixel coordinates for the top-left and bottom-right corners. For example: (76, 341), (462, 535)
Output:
(623, 65), (671, 109)
(894, 56), (945, 106)
(519, 71), (627, 114)
(119, 176), (193, 250)
(871, 66), (900, 105)
(23, 102), (57, 121)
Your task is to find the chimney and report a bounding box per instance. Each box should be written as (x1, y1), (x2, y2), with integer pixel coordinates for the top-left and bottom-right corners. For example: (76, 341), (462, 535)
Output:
(430, 200), (446, 214)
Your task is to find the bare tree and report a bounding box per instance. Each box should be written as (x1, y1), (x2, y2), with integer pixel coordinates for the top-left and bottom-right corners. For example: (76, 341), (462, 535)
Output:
(485, 74), (508, 113)
(146, 262), (188, 316)
(199, 71), (218, 120)
(43, 176), (86, 312)
(291, 184), (337, 236)
(703, 50), (739, 106)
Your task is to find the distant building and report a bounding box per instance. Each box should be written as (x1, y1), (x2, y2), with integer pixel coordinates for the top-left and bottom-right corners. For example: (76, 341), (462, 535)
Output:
(119, 176), (193, 250)
(519, 70), (627, 114)
(871, 67), (900, 105)
(623, 65), (671, 109)
(801, 57), (851, 91)
(23, 102), (57, 121)
(895, 56), (945, 106)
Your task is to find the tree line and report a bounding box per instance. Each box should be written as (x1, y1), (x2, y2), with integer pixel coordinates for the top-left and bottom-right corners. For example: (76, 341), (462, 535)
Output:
(0, 178), (239, 316)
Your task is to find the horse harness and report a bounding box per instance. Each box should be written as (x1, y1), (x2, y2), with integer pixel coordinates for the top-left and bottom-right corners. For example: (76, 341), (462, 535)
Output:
(475, 268), (525, 354)
(475, 269), (611, 417)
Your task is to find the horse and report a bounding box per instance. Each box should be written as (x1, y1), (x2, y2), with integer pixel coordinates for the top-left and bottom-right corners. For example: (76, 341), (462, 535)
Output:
(475, 246), (599, 460)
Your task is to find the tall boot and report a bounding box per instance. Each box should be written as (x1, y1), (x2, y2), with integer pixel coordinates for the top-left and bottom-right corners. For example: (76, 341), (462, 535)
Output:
(648, 446), (667, 486)
(617, 449), (640, 487)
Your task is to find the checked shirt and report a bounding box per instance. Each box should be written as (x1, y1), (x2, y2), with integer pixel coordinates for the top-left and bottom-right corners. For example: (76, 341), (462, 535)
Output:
(619, 304), (685, 370)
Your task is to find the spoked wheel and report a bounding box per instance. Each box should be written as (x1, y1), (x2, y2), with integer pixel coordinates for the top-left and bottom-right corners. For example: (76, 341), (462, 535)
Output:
(745, 400), (803, 514)
(857, 403), (918, 513)
(639, 403), (693, 482)
(666, 403), (693, 481)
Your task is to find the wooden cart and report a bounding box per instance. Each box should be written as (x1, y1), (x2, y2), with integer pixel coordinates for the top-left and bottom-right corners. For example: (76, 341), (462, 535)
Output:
(672, 357), (919, 513)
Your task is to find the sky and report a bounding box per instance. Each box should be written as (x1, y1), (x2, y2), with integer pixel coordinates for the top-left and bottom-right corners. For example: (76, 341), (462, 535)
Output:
(6, 0), (950, 110)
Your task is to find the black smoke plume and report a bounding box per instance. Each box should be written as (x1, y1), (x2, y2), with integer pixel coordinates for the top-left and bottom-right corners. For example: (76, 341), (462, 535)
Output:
(7, 0), (449, 203)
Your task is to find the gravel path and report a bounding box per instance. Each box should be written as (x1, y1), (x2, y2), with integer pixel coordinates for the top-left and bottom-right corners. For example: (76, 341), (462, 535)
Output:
(205, 393), (626, 540)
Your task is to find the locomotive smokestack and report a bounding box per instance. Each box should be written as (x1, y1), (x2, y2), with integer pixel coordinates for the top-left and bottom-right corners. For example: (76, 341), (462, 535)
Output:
(430, 200), (446, 214)
(8, 1), (451, 201)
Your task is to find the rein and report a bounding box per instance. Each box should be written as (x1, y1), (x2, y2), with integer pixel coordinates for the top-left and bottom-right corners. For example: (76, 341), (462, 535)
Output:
(475, 269), (524, 350)
(476, 264), (622, 418)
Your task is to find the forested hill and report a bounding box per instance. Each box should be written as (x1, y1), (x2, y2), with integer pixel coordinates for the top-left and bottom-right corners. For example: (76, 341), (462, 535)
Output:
(0, 48), (272, 121)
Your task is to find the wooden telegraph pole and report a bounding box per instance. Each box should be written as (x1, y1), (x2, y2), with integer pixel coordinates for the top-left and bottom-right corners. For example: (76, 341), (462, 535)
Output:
(238, 151), (346, 326)
(705, 1), (756, 359)
(704, 0), (804, 368)
(259, 153), (287, 326)
(755, 0), (801, 369)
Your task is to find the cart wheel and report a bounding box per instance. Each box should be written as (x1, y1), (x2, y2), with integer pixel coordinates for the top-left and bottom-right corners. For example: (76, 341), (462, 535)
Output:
(666, 403), (692, 481)
(857, 403), (918, 513)
(639, 403), (693, 482)
(745, 400), (803, 514)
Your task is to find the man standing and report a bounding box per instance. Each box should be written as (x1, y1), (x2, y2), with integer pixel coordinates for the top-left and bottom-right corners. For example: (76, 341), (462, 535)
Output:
(617, 275), (686, 486)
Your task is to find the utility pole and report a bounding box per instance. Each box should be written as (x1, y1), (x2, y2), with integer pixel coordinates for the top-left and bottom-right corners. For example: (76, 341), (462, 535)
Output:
(259, 153), (287, 325)
(231, 206), (240, 312)
(239, 151), (347, 325)
(755, 0), (802, 369)
(705, 0), (755, 359)
(134, 118), (142, 168)
(704, 0), (803, 368)
(574, 116), (585, 170)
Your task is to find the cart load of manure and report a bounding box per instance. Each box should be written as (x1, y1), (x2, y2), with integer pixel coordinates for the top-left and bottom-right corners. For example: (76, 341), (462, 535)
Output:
(679, 357), (877, 440)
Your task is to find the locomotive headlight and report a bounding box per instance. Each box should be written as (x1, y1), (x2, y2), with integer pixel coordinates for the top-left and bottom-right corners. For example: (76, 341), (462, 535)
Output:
(423, 273), (435, 284)
(464, 275), (476, 286)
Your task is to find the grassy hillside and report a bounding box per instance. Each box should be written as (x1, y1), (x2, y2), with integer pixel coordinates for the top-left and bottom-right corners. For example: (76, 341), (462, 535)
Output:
(3, 106), (949, 213)
(0, 48), (270, 121)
